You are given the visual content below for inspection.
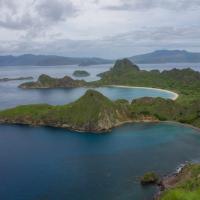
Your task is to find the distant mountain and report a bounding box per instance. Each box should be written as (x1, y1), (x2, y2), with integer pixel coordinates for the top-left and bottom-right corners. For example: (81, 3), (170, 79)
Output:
(130, 50), (200, 63)
(0, 54), (113, 66)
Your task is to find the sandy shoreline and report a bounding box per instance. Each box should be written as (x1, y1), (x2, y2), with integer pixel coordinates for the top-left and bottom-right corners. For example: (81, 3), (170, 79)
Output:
(108, 85), (179, 100)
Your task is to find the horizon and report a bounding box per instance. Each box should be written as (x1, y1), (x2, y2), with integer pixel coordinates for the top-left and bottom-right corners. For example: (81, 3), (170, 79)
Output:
(0, 49), (200, 59)
(0, 0), (200, 58)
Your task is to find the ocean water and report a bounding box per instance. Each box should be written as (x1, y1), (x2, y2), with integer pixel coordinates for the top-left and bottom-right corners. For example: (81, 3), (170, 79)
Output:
(0, 123), (200, 200)
(0, 63), (200, 200)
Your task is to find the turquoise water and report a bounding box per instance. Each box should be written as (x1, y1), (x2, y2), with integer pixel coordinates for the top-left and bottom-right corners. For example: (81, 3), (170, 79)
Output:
(0, 83), (175, 109)
(0, 64), (199, 199)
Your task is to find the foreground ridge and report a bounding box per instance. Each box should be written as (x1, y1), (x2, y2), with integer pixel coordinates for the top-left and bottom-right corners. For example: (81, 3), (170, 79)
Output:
(0, 90), (199, 132)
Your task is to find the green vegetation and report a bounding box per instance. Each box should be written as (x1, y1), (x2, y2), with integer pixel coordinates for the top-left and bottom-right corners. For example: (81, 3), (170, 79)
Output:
(91, 58), (200, 128)
(160, 164), (200, 200)
(130, 97), (200, 128)
(19, 74), (86, 88)
(1, 58), (200, 131)
(140, 172), (159, 185)
(94, 58), (200, 104)
(73, 70), (90, 77)
(0, 90), (131, 132)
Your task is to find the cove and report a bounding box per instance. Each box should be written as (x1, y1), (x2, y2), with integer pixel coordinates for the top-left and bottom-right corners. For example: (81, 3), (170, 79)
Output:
(0, 84), (176, 109)
(0, 123), (200, 200)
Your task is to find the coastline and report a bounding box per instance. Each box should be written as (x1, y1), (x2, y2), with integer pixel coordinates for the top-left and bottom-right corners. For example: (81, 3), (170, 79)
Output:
(161, 121), (200, 132)
(108, 85), (179, 100)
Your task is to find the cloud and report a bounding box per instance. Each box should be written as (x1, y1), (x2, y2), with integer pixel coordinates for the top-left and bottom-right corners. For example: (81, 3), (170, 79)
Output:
(36, 0), (77, 22)
(104, 0), (200, 11)
(0, 26), (200, 58)
(0, 0), (77, 31)
(0, 0), (200, 57)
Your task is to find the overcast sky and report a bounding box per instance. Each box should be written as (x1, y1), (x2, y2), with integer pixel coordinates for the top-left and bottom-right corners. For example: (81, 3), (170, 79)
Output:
(0, 0), (200, 58)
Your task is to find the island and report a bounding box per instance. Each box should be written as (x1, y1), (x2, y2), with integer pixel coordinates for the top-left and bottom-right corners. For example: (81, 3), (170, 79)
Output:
(73, 70), (90, 77)
(19, 74), (86, 89)
(156, 163), (200, 200)
(1, 58), (198, 132)
(140, 172), (159, 185)
(0, 76), (33, 82)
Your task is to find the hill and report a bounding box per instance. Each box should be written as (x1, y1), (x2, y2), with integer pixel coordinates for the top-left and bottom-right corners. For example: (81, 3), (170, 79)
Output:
(0, 54), (113, 66)
(0, 90), (132, 132)
(96, 58), (200, 104)
(19, 74), (87, 89)
(130, 50), (200, 63)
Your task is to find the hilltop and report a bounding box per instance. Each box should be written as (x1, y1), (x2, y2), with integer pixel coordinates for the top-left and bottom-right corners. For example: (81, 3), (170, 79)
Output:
(0, 90), (132, 132)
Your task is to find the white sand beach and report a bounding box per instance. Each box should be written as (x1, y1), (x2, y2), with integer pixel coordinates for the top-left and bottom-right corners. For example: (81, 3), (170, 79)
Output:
(109, 85), (179, 100)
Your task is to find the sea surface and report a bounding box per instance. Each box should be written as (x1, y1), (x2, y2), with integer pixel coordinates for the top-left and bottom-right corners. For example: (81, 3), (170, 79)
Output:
(0, 63), (200, 200)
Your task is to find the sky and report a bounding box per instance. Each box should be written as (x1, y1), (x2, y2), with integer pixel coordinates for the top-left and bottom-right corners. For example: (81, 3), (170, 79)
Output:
(0, 0), (200, 58)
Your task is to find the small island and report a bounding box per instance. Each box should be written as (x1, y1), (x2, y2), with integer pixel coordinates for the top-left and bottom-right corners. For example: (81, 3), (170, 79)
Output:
(19, 74), (86, 89)
(73, 70), (90, 77)
(140, 172), (159, 185)
(0, 76), (33, 82)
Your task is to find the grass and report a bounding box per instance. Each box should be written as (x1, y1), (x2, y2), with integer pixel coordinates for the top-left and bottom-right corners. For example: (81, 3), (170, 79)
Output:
(0, 90), (131, 131)
(160, 164), (200, 200)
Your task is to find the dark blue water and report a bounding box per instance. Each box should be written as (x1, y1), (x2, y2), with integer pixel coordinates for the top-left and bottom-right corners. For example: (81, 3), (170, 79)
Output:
(0, 123), (200, 200)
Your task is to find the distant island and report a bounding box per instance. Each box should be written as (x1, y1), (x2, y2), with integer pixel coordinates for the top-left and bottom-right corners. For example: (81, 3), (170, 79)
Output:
(0, 54), (113, 66)
(0, 76), (33, 82)
(130, 50), (200, 64)
(19, 74), (86, 89)
(1, 50), (200, 67)
(0, 58), (199, 132)
(73, 70), (90, 77)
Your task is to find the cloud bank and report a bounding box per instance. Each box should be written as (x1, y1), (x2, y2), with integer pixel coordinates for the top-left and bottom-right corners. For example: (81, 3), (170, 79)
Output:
(0, 0), (199, 58)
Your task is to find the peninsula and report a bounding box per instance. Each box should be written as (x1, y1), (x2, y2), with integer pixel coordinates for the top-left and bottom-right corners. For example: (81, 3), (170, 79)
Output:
(157, 163), (200, 200)
(0, 90), (134, 132)
(0, 58), (198, 132)
(0, 90), (199, 132)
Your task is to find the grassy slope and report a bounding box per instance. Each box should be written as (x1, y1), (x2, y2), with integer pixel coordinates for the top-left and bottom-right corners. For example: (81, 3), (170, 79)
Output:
(0, 90), (131, 131)
(160, 164), (200, 200)
(94, 59), (200, 104)
(1, 59), (200, 129)
(90, 59), (200, 128)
